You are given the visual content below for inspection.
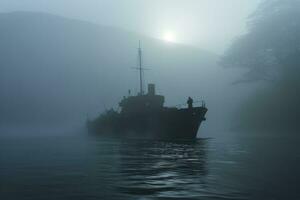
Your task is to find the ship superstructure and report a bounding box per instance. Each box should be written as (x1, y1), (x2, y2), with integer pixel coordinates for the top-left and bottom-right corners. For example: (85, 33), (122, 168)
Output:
(87, 43), (207, 139)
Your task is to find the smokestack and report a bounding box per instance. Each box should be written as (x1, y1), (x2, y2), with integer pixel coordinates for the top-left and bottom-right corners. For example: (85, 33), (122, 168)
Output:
(148, 84), (155, 96)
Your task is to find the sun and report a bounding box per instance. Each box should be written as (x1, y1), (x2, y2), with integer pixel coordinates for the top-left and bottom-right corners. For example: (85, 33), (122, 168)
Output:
(163, 31), (176, 43)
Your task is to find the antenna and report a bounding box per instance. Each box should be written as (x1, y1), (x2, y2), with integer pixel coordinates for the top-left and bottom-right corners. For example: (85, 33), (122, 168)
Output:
(138, 40), (144, 95)
(132, 41), (149, 95)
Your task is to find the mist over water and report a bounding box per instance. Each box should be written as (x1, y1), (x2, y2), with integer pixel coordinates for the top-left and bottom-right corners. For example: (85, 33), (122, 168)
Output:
(1, 133), (299, 200)
(1, 0), (300, 199)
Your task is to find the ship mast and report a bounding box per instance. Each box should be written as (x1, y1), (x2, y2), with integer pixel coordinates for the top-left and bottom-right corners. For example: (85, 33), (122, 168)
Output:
(138, 41), (144, 95)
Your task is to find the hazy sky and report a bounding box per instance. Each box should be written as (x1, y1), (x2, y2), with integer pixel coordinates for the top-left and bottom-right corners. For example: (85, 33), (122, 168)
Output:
(0, 0), (261, 53)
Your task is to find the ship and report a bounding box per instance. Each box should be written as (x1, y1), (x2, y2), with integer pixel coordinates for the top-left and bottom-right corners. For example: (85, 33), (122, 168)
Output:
(87, 43), (207, 139)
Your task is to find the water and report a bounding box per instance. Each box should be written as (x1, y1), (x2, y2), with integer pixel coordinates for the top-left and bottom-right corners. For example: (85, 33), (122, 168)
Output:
(0, 132), (300, 200)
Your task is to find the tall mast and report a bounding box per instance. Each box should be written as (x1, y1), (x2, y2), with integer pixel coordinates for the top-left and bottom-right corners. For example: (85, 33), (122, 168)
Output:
(138, 41), (144, 95)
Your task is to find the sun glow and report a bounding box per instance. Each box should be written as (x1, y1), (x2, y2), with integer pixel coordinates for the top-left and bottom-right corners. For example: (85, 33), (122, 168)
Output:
(163, 31), (176, 43)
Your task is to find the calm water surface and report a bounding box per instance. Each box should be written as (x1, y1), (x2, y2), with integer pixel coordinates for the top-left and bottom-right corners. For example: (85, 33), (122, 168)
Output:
(0, 132), (299, 200)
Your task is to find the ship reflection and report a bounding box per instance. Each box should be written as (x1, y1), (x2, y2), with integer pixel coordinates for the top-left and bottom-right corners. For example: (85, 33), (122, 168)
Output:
(114, 139), (209, 198)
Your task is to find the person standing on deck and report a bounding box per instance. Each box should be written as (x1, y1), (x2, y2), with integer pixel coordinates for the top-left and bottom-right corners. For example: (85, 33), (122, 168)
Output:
(187, 97), (193, 109)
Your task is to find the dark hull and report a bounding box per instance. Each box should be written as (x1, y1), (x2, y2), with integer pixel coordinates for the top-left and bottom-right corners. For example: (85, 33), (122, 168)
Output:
(88, 107), (207, 139)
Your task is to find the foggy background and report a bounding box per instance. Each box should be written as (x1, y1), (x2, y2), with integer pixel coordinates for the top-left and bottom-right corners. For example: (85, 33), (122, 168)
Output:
(0, 0), (299, 137)
(1, 2), (300, 199)
(0, 0), (260, 53)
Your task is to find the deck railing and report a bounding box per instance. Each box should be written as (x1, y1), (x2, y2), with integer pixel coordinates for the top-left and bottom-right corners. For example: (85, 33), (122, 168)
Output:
(173, 100), (206, 109)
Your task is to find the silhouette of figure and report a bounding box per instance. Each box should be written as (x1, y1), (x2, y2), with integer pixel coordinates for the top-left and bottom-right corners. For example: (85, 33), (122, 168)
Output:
(187, 97), (193, 109)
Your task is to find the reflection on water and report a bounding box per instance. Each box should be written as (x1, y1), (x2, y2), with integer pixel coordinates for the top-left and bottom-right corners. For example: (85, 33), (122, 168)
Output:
(1, 133), (300, 200)
(115, 140), (208, 198)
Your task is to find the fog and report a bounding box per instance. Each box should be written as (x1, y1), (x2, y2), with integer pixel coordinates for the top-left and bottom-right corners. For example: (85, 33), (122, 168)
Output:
(0, 0), (299, 137)
(1, 2), (300, 199)
(0, 0), (260, 53)
(221, 0), (300, 134)
(0, 10), (249, 136)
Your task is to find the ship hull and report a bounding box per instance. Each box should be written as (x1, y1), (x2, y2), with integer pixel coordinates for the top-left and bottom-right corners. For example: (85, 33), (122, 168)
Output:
(88, 107), (207, 140)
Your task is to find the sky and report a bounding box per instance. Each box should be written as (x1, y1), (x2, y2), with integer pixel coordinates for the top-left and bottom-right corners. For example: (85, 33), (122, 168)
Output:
(0, 0), (261, 53)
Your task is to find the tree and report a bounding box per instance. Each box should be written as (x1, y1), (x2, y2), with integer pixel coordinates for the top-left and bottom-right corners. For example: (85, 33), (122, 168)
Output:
(221, 0), (300, 83)
(221, 0), (300, 132)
